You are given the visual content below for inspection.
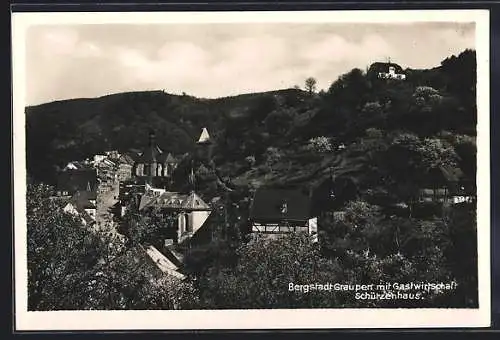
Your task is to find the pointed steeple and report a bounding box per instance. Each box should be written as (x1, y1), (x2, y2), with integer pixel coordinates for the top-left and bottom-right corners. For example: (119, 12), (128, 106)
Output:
(188, 160), (196, 192)
(197, 127), (211, 144)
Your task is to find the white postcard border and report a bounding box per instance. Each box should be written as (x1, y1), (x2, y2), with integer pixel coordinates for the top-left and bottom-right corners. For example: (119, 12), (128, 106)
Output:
(12, 9), (491, 330)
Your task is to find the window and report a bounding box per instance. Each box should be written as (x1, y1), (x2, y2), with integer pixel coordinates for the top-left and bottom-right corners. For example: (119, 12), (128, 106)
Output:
(178, 214), (186, 234)
(186, 214), (192, 232)
(143, 164), (151, 176)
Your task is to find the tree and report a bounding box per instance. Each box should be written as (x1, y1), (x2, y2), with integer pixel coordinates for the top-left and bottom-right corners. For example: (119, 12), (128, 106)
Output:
(307, 136), (333, 153)
(27, 181), (198, 310)
(264, 107), (296, 135)
(318, 199), (465, 307)
(198, 233), (344, 309)
(27, 182), (102, 310)
(85, 242), (199, 310)
(305, 77), (317, 95)
(263, 147), (283, 172)
(123, 206), (178, 248)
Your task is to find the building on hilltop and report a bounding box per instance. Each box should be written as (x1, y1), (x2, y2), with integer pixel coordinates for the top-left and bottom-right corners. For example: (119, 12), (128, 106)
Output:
(368, 61), (406, 80)
(249, 188), (318, 242)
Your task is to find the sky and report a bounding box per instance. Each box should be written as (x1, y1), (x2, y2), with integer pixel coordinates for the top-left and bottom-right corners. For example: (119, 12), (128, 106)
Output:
(25, 22), (475, 106)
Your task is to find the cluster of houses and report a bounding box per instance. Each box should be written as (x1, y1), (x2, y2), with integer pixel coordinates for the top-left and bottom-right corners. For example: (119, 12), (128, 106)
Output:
(50, 122), (475, 279)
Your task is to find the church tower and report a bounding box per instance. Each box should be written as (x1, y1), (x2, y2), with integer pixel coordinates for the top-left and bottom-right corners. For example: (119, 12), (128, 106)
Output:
(132, 130), (166, 186)
(195, 127), (213, 163)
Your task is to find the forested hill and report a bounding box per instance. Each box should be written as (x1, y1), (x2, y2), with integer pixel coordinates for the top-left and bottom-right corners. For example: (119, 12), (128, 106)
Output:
(26, 49), (476, 187)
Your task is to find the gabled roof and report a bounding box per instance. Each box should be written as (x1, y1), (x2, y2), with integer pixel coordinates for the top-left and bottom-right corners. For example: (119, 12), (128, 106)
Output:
(138, 190), (161, 210)
(142, 245), (185, 279)
(164, 153), (178, 163)
(438, 166), (464, 182)
(57, 169), (97, 194)
(182, 191), (211, 210)
(250, 188), (313, 222)
(196, 164), (211, 176)
(139, 191), (211, 211)
(427, 166), (465, 184)
(64, 191), (97, 225)
(118, 153), (135, 165)
(135, 131), (166, 164)
(63, 161), (91, 171)
(368, 62), (405, 74)
(70, 190), (97, 210)
(136, 145), (164, 163)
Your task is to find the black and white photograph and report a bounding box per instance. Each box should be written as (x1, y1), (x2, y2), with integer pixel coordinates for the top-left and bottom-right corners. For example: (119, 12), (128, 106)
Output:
(12, 10), (490, 330)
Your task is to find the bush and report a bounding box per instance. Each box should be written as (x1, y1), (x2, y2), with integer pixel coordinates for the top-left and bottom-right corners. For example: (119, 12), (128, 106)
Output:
(307, 136), (333, 153)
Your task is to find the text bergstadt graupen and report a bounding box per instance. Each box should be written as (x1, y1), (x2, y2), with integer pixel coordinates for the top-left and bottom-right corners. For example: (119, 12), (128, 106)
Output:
(288, 281), (458, 300)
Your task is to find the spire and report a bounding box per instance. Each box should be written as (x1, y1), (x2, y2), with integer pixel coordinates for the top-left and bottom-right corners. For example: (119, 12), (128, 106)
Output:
(197, 127), (211, 144)
(188, 160), (196, 192)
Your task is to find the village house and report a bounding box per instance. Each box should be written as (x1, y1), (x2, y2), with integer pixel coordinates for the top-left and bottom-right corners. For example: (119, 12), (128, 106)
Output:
(62, 190), (98, 227)
(417, 165), (475, 205)
(56, 168), (97, 197)
(105, 150), (120, 160)
(116, 153), (136, 182)
(138, 187), (212, 245)
(62, 160), (93, 172)
(95, 157), (119, 192)
(249, 188), (318, 242)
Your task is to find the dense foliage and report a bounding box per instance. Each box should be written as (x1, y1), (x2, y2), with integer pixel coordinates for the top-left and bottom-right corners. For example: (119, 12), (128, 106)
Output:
(26, 49), (478, 309)
(27, 181), (198, 310)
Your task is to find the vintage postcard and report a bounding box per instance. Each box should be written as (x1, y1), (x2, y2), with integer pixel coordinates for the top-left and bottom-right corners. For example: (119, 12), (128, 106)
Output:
(12, 9), (490, 330)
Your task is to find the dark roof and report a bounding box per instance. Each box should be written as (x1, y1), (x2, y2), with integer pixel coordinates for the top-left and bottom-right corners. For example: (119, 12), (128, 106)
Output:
(70, 190), (97, 210)
(135, 131), (166, 164)
(249, 188), (313, 221)
(63, 161), (92, 171)
(439, 166), (464, 182)
(119, 154), (135, 165)
(368, 62), (405, 74)
(136, 145), (164, 163)
(57, 169), (97, 193)
(428, 166), (464, 184)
